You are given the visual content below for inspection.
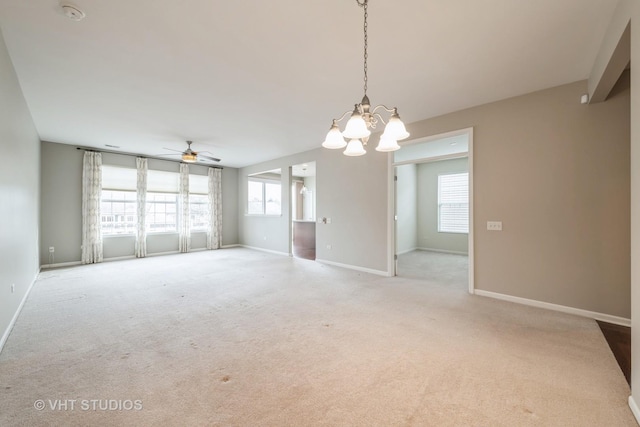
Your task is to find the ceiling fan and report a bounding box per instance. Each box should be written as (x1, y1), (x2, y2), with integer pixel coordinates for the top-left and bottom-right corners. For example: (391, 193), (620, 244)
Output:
(162, 141), (221, 163)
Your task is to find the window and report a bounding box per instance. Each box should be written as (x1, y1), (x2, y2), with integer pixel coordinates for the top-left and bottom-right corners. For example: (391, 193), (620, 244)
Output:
(146, 170), (179, 233)
(100, 167), (214, 236)
(189, 175), (209, 232)
(101, 166), (137, 236)
(101, 190), (137, 235)
(146, 192), (177, 233)
(247, 178), (281, 215)
(438, 172), (469, 233)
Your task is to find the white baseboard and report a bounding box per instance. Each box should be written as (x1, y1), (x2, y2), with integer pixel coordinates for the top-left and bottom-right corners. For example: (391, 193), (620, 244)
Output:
(40, 260), (82, 269)
(396, 247), (417, 256)
(0, 269), (39, 355)
(628, 396), (640, 424)
(221, 244), (241, 249)
(241, 245), (290, 257)
(315, 259), (390, 277)
(474, 289), (631, 327)
(417, 247), (468, 256)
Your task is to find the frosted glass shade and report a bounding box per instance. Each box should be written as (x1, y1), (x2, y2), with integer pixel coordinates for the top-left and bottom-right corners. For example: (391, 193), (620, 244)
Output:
(182, 153), (197, 163)
(382, 114), (409, 141)
(375, 136), (400, 152)
(343, 139), (366, 156)
(343, 112), (371, 139)
(322, 124), (347, 149)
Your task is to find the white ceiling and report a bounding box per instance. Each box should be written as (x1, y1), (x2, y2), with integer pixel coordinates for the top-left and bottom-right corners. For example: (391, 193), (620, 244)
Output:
(0, 0), (617, 168)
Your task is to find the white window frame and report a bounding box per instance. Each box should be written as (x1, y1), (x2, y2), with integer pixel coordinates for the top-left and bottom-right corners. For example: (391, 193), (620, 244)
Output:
(437, 172), (469, 234)
(100, 189), (137, 236)
(247, 178), (281, 216)
(145, 192), (178, 234)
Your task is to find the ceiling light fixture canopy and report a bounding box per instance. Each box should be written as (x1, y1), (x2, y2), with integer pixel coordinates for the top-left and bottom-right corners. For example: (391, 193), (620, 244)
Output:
(322, 0), (409, 156)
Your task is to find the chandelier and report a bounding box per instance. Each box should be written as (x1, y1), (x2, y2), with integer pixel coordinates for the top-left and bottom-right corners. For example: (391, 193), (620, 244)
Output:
(322, 0), (409, 156)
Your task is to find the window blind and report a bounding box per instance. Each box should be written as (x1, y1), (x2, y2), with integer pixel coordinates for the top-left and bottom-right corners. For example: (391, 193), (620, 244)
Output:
(438, 172), (469, 233)
(102, 165), (136, 191)
(189, 174), (208, 194)
(147, 170), (180, 193)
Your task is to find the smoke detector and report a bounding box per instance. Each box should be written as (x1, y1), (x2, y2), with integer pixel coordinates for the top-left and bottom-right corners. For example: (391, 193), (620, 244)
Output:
(61, 4), (86, 21)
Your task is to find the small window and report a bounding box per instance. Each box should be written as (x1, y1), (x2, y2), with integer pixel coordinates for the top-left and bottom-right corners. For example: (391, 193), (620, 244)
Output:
(247, 178), (281, 215)
(438, 172), (469, 233)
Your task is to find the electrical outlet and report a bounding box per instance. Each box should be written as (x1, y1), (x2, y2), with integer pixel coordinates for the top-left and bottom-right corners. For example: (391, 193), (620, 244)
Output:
(326, 244), (332, 250)
(263, 236), (267, 240)
(487, 221), (503, 231)
(49, 246), (55, 253)
(11, 284), (15, 293)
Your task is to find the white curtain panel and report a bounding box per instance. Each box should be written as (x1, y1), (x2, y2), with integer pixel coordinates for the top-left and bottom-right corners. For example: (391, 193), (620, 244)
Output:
(179, 163), (191, 253)
(135, 157), (148, 258)
(207, 167), (223, 250)
(81, 151), (103, 264)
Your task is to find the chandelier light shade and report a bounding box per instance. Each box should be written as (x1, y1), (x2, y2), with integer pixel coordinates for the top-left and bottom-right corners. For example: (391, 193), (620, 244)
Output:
(376, 135), (401, 152)
(321, 121), (348, 149)
(343, 109), (371, 140)
(344, 139), (367, 157)
(321, 0), (409, 157)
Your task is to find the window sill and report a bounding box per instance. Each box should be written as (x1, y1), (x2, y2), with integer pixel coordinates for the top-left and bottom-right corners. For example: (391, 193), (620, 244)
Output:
(244, 214), (282, 218)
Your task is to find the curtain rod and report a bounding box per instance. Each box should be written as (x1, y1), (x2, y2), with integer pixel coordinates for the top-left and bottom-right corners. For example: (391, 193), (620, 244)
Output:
(75, 146), (224, 169)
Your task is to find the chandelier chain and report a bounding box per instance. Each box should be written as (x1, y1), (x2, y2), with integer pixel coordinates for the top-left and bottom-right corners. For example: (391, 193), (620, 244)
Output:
(360, 0), (368, 96)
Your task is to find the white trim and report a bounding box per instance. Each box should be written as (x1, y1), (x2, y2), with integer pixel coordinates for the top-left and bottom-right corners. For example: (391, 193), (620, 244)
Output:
(399, 127), (475, 148)
(41, 247), (228, 269)
(241, 245), (289, 257)
(397, 247), (418, 256)
(628, 396), (640, 425)
(390, 127), (475, 294)
(393, 152), (467, 167)
(417, 247), (468, 256)
(316, 258), (390, 277)
(467, 127), (475, 294)
(104, 255), (135, 262)
(0, 270), (39, 355)
(474, 289), (631, 327)
(387, 152), (395, 276)
(221, 244), (241, 249)
(40, 260), (82, 269)
(146, 250), (180, 257)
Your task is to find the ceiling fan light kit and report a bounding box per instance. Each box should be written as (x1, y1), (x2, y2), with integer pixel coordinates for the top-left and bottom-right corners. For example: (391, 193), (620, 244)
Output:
(161, 141), (221, 163)
(321, 0), (409, 157)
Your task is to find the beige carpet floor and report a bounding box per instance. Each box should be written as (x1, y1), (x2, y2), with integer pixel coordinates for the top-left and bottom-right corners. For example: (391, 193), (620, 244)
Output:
(0, 248), (635, 426)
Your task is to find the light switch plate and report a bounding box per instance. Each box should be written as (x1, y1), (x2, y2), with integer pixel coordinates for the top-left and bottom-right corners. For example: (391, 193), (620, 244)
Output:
(487, 221), (503, 231)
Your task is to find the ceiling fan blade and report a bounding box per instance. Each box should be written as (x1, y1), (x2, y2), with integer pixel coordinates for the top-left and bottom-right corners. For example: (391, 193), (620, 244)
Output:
(153, 153), (181, 157)
(197, 154), (221, 162)
(162, 147), (184, 153)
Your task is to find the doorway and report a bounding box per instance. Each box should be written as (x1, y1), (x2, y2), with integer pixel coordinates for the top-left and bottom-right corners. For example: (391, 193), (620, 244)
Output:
(390, 128), (474, 293)
(291, 162), (316, 260)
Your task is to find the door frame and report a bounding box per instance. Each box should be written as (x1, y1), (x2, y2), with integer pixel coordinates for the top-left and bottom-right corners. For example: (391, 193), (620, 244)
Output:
(387, 127), (475, 294)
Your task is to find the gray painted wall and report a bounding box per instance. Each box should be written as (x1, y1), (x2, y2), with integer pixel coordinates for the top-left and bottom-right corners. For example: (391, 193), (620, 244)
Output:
(408, 77), (630, 318)
(239, 147), (389, 273)
(39, 142), (239, 264)
(239, 77), (630, 318)
(417, 158), (469, 254)
(0, 30), (41, 347)
(396, 164), (417, 254)
(614, 0), (640, 408)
